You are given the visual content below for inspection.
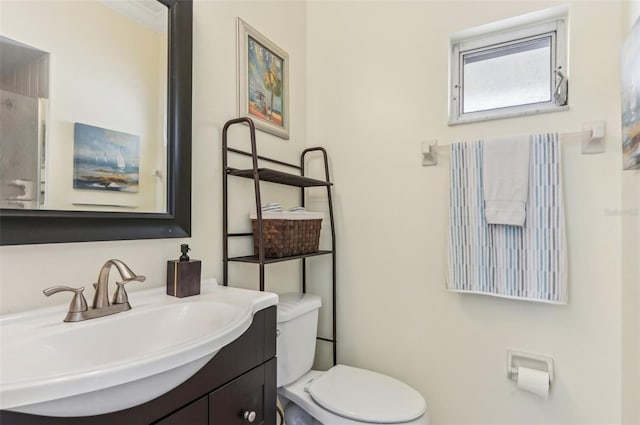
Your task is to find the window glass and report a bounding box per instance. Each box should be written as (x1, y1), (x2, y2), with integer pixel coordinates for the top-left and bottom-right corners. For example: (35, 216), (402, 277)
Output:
(462, 37), (552, 113)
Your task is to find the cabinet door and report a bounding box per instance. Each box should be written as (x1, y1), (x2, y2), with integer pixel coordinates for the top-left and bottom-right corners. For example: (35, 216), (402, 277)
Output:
(154, 396), (208, 425)
(209, 359), (276, 425)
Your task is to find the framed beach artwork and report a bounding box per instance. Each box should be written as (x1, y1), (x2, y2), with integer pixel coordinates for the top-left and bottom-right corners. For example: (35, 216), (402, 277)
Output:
(73, 123), (140, 192)
(621, 17), (640, 170)
(237, 18), (289, 140)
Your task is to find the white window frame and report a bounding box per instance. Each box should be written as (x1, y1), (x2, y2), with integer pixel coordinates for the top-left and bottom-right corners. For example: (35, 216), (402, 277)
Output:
(449, 11), (568, 125)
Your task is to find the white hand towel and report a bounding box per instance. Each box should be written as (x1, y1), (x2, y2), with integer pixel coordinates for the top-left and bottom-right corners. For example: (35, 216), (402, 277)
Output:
(482, 135), (530, 226)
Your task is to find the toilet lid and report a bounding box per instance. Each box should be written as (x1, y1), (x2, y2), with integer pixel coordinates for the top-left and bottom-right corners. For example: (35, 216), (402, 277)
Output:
(306, 365), (426, 423)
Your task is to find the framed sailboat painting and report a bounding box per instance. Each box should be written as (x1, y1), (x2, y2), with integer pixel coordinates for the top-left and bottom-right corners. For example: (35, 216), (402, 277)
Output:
(622, 17), (640, 170)
(73, 123), (140, 192)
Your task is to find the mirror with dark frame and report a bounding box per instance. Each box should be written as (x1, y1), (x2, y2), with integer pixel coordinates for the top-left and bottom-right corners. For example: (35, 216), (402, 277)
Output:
(0, 0), (192, 245)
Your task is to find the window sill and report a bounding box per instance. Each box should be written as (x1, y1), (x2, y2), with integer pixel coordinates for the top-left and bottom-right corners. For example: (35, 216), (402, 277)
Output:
(448, 104), (569, 126)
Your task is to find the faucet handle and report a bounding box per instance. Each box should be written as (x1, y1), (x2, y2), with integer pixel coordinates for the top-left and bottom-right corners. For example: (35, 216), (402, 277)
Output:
(43, 286), (88, 313)
(112, 275), (146, 305)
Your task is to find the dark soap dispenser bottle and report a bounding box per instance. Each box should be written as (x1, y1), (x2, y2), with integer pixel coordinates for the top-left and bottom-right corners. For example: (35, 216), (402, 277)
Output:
(167, 244), (201, 297)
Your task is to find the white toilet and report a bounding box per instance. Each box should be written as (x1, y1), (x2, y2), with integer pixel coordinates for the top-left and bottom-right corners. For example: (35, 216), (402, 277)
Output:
(277, 293), (428, 425)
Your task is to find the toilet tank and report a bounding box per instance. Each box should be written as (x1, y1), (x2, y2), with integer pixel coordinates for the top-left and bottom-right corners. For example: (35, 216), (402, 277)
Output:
(277, 293), (322, 387)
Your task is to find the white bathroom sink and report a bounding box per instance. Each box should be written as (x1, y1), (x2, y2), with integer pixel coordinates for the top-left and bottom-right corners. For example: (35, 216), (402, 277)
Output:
(0, 279), (278, 417)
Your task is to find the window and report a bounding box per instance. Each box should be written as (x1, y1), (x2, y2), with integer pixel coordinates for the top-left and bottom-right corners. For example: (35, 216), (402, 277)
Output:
(449, 11), (568, 124)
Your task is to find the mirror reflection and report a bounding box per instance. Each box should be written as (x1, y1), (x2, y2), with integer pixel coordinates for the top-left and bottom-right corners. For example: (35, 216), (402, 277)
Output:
(0, 0), (168, 213)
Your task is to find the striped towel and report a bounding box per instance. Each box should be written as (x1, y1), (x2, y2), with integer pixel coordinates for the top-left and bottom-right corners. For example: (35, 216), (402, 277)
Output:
(446, 133), (567, 304)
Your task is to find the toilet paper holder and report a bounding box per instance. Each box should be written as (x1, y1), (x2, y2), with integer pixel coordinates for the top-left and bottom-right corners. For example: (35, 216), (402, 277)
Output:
(507, 350), (554, 384)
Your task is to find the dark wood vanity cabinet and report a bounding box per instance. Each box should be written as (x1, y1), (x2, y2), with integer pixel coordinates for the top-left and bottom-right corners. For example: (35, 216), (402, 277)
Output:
(208, 359), (274, 425)
(156, 359), (275, 425)
(0, 306), (277, 425)
(155, 396), (208, 425)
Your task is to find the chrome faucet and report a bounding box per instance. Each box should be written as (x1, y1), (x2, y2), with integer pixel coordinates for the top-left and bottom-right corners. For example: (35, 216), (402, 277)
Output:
(43, 259), (146, 322)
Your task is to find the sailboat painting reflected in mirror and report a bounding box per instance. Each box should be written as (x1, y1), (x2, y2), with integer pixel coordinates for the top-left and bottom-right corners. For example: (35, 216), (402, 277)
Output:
(73, 123), (140, 192)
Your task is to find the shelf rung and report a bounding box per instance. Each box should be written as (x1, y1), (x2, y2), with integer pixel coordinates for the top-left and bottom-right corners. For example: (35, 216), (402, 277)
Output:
(225, 147), (301, 170)
(228, 250), (333, 264)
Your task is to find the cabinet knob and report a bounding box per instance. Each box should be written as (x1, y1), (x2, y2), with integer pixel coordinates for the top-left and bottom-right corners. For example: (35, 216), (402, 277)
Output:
(243, 410), (256, 423)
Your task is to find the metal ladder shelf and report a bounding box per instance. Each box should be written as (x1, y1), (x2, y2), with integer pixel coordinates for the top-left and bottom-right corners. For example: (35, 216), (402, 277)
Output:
(222, 117), (337, 365)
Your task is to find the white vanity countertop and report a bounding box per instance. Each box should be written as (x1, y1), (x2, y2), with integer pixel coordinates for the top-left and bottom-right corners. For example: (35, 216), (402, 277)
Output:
(0, 279), (278, 417)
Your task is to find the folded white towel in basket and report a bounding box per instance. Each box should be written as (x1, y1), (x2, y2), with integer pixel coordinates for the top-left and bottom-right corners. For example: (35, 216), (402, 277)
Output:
(262, 203), (283, 212)
(482, 135), (530, 226)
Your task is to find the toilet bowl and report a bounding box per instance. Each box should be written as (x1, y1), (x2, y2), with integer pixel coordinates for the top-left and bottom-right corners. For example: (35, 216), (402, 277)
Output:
(277, 293), (428, 425)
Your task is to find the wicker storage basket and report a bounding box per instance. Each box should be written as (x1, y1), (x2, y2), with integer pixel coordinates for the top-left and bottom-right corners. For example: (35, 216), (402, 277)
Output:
(250, 211), (323, 258)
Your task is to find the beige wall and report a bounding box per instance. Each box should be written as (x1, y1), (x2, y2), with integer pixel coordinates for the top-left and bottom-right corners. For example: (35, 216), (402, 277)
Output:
(307, 1), (624, 423)
(0, 1), (166, 212)
(621, 2), (640, 423)
(0, 0), (307, 313)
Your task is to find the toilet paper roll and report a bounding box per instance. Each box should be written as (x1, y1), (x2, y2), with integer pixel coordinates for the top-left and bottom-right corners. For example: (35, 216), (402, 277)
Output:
(516, 366), (549, 399)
